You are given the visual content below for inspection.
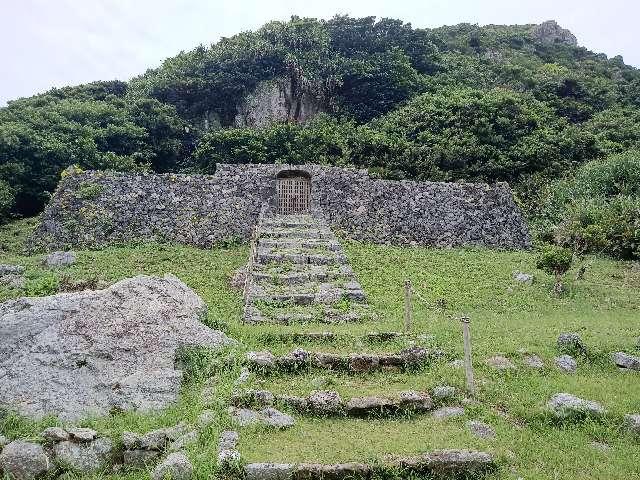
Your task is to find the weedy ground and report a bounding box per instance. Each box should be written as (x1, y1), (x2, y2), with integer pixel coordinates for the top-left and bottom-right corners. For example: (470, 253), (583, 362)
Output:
(1, 218), (639, 479)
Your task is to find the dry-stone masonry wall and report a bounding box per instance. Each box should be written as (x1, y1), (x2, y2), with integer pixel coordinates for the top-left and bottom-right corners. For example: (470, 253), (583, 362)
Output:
(30, 163), (531, 250)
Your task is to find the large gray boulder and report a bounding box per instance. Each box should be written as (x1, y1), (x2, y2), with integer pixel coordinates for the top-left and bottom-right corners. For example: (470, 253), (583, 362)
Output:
(0, 274), (231, 420)
(0, 441), (52, 479)
(44, 251), (76, 268)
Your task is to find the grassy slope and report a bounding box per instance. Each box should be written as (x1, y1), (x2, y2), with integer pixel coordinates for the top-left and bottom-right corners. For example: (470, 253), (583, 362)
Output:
(1, 218), (639, 479)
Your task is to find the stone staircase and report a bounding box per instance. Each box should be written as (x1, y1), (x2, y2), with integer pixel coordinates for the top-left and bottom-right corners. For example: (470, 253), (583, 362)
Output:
(243, 212), (371, 324)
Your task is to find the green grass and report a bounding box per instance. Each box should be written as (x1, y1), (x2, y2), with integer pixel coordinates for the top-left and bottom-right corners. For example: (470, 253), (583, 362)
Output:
(1, 218), (639, 479)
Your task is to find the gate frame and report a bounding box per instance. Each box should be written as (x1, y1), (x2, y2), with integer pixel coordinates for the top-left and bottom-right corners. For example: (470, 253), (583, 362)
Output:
(276, 169), (311, 215)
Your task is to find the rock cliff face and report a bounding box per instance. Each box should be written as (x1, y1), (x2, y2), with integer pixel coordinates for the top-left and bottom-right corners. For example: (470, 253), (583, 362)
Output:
(234, 77), (324, 127)
(0, 274), (231, 420)
(533, 20), (578, 46)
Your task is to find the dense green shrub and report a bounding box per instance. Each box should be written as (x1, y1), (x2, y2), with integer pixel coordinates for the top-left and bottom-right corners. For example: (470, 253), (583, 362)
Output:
(0, 179), (15, 224)
(534, 151), (640, 259)
(536, 245), (573, 293)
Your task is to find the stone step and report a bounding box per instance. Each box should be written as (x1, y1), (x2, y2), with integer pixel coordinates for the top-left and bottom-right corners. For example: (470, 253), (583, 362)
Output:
(253, 331), (421, 344)
(255, 251), (348, 266)
(244, 304), (372, 325)
(260, 218), (325, 229)
(249, 281), (366, 305)
(245, 452), (496, 480)
(245, 346), (434, 373)
(251, 268), (355, 286)
(259, 228), (334, 240)
(232, 388), (437, 417)
(257, 238), (343, 252)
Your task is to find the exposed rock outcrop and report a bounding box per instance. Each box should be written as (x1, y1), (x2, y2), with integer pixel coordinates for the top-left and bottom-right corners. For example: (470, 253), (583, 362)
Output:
(533, 20), (578, 46)
(0, 274), (231, 420)
(234, 77), (324, 128)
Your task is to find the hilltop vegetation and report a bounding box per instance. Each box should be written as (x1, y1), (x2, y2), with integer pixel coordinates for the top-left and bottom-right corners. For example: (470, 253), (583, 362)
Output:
(1, 16), (639, 257)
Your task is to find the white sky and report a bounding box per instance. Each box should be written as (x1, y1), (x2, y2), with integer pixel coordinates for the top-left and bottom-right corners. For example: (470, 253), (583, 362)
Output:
(1, 0), (638, 105)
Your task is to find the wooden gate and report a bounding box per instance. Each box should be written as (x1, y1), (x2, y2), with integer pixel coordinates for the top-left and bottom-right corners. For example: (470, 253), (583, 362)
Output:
(277, 176), (311, 214)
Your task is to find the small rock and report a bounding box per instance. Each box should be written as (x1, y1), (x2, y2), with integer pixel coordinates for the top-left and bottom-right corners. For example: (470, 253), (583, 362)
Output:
(513, 272), (534, 284)
(308, 390), (343, 415)
(140, 428), (172, 450)
(547, 393), (605, 419)
(218, 448), (241, 465)
(0, 441), (52, 480)
(44, 251), (77, 268)
(590, 441), (611, 451)
(346, 396), (395, 416)
(235, 367), (251, 385)
(229, 407), (260, 427)
(485, 355), (516, 370)
(230, 267), (247, 290)
(449, 359), (464, 369)
(247, 351), (276, 369)
(245, 463), (295, 480)
(523, 354), (544, 369)
(0, 435), (7, 448)
(169, 431), (198, 452)
(277, 348), (310, 370)
(122, 431), (141, 450)
(397, 391), (433, 411)
(259, 407), (296, 428)
(399, 346), (430, 364)
(67, 427), (97, 442)
(123, 449), (162, 467)
(197, 409), (217, 429)
(557, 333), (586, 355)
(432, 406), (464, 419)
(218, 431), (239, 450)
(152, 452), (193, 480)
(0, 264), (25, 275)
(432, 385), (456, 401)
(467, 420), (496, 439)
(555, 354), (577, 373)
(624, 414), (640, 435)
(613, 352), (640, 371)
(53, 438), (113, 474)
(347, 354), (380, 373)
(41, 427), (69, 442)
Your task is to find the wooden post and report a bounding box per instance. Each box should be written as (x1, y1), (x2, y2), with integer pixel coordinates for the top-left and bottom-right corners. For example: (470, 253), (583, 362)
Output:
(404, 279), (412, 333)
(460, 315), (475, 396)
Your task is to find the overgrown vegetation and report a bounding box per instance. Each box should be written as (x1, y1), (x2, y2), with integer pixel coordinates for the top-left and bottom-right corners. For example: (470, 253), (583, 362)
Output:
(2, 16), (639, 260)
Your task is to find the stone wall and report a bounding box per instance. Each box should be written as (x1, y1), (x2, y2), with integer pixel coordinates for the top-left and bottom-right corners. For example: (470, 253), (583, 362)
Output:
(30, 164), (531, 250)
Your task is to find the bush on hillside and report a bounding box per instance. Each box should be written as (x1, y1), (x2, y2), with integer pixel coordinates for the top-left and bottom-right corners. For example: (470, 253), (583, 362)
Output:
(534, 150), (640, 259)
(536, 245), (573, 293)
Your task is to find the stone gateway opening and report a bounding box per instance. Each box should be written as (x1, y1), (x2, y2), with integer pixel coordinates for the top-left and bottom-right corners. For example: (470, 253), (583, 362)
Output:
(276, 170), (311, 214)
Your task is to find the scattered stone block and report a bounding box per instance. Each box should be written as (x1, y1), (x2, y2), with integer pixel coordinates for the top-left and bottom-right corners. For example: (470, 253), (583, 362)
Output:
(122, 431), (141, 450)
(624, 414), (640, 435)
(41, 427), (69, 442)
(0, 441), (52, 480)
(513, 272), (533, 284)
(197, 409), (217, 429)
(308, 390), (343, 415)
(523, 354), (544, 369)
(245, 462), (295, 480)
(547, 393), (605, 419)
(229, 407), (295, 428)
(467, 420), (496, 439)
(395, 450), (495, 477)
(613, 352), (640, 371)
(555, 355), (577, 373)
(52, 437), (113, 474)
(347, 354), (380, 373)
(557, 333), (586, 355)
(66, 427), (97, 442)
(432, 406), (465, 419)
(123, 449), (162, 467)
(169, 431), (198, 452)
(44, 251), (76, 268)
(346, 396), (395, 416)
(397, 391), (433, 411)
(152, 452), (193, 480)
(432, 385), (456, 401)
(247, 351), (276, 369)
(485, 355), (516, 370)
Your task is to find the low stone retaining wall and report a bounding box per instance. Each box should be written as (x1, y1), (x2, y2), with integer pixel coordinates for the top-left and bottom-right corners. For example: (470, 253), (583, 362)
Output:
(30, 164), (531, 250)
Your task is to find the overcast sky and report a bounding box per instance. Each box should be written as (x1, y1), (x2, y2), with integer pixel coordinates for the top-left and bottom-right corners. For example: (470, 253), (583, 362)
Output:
(1, 0), (638, 106)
